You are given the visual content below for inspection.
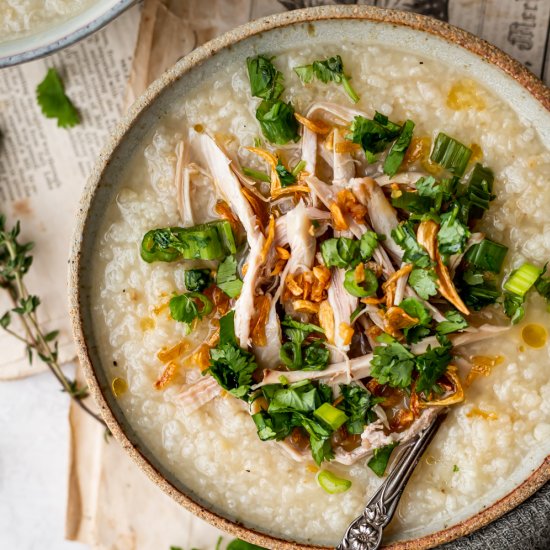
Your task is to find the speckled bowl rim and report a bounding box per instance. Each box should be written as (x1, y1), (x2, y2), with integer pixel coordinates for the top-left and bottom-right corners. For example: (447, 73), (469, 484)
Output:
(0, 0), (136, 68)
(69, 5), (550, 550)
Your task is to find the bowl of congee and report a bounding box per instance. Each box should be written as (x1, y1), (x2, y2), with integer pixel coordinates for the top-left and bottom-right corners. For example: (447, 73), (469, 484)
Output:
(69, 6), (550, 549)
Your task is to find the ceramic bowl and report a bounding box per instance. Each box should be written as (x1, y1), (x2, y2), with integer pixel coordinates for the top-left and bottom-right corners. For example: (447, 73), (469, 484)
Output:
(0, 0), (135, 68)
(69, 6), (550, 549)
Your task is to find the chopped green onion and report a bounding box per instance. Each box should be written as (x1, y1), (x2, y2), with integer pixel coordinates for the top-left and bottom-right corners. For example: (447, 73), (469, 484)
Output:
(291, 159), (307, 177)
(140, 221), (236, 263)
(343, 267), (378, 297)
(465, 239), (508, 273)
(316, 470), (352, 494)
(242, 166), (271, 183)
(462, 281), (500, 310)
(466, 163), (495, 215)
(314, 402), (348, 430)
(503, 263), (542, 297)
(430, 133), (472, 176)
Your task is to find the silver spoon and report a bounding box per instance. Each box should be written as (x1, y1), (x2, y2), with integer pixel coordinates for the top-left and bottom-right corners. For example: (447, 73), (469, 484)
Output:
(337, 411), (447, 550)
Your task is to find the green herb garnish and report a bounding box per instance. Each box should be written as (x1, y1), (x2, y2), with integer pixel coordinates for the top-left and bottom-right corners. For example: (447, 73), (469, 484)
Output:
(409, 267), (438, 300)
(368, 442), (398, 477)
(242, 166), (271, 183)
(437, 203), (471, 256)
(337, 384), (380, 435)
(216, 255), (243, 298)
(226, 539), (266, 550)
(184, 269), (212, 292)
(392, 221), (432, 268)
(321, 232), (379, 268)
(436, 309), (468, 335)
(348, 112), (401, 164)
(255, 99), (300, 145)
(414, 336), (453, 394)
(206, 311), (257, 399)
(246, 55), (284, 100)
(169, 292), (213, 328)
(276, 159), (297, 187)
(430, 133), (472, 177)
(316, 470), (352, 494)
(294, 55), (360, 103)
(36, 68), (80, 128)
(384, 119), (415, 177)
(464, 239), (508, 273)
(140, 221), (236, 263)
(371, 341), (416, 389)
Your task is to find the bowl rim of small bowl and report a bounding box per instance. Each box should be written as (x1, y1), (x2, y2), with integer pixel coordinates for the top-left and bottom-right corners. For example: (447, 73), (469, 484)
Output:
(68, 5), (550, 549)
(0, 0), (136, 68)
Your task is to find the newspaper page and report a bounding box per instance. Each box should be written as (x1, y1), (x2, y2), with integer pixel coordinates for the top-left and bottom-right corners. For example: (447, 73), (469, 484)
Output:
(0, 6), (141, 380)
(67, 2), (550, 550)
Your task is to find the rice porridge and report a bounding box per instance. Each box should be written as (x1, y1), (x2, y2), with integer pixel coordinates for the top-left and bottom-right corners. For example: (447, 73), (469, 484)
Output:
(91, 41), (550, 546)
(0, 0), (95, 42)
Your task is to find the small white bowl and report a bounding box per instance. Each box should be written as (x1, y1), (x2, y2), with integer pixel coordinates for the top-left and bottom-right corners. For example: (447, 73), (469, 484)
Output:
(0, 0), (135, 68)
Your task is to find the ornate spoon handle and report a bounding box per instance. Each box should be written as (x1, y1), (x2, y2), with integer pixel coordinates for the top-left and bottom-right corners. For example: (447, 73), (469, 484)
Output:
(337, 411), (447, 550)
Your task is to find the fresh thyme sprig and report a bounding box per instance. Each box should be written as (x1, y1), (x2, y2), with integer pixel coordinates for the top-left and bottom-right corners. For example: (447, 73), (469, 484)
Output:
(0, 214), (106, 428)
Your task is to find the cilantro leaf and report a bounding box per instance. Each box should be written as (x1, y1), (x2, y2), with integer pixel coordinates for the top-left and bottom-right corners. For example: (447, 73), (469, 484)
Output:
(321, 232), (379, 268)
(36, 68), (80, 128)
(503, 291), (525, 324)
(169, 292), (213, 330)
(392, 221), (432, 268)
(436, 309), (468, 335)
(207, 341), (257, 399)
(256, 99), (300, 145)
(184, 269), (211, 292)
(268, 381), (322, 413)
(309, 435), (335, 465)
(383, 119), (415, 177)
(368, 442), (398, 477)
(409, 268), (438, 300)
(359, 231), (379, 261)
(252, 410), (293, 441)
(371, 342), (415, 389)
(437, 203), (471, 256)
(216, 255), (243, 298)
(399, 297), (432, 326)
(415, 337), (453, 394)
(399, 297), (432, 343)
(279, 317), (327, 371)
(276, 159), (296, 187)
(348, 113), (401, 164)
(303, 341), (330, 371)
(219, 310), (237, 345)
(246, 55), (284, 100)
(294, 55), (360, 103)
(337, 384), (380, 435)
